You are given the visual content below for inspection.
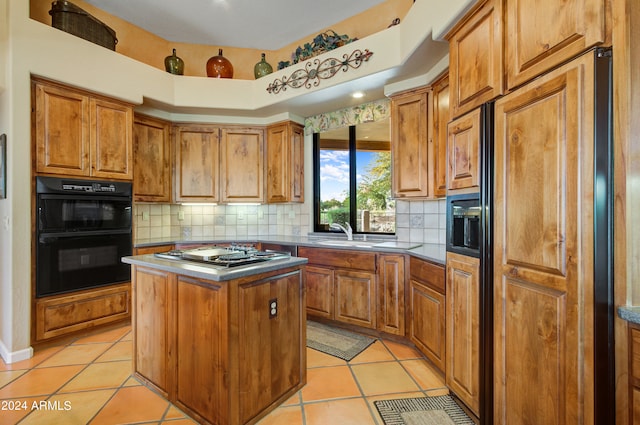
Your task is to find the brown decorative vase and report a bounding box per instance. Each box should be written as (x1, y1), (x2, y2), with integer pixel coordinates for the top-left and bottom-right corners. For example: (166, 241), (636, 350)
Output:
(206, 48), (233, 78)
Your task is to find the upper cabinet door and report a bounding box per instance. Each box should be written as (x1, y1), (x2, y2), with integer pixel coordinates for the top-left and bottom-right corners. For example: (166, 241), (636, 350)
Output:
(266, 121), (304, 203)
(432, 72), (450, 198)
(133, 115), (171, 202)
(447, 0), (503, 119)
(447, 107), (480, 191)
(34, 81), (90, 176)
(90, 97), (133, 180)
(505, 0), (606, 89)
(391, 87), (432, 199)
(220, 127), (264, 203)
(174, 125), (220, 203)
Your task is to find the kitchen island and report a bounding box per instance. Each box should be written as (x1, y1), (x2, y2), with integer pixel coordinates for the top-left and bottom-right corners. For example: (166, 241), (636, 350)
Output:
(122, 253), (308, 425)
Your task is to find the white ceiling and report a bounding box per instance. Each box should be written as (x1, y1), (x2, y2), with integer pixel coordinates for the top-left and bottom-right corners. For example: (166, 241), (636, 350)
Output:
(83, 0), (388, 50)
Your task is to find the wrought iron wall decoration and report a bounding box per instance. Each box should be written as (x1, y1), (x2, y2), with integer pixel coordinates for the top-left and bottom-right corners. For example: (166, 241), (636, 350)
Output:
(266, 49), (373, 94)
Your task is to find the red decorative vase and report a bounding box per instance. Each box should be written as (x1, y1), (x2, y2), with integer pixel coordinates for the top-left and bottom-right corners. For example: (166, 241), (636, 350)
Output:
(206, 48), (233, 78)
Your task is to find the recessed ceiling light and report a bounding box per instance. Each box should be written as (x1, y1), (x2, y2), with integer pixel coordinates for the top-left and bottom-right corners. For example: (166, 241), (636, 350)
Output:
(352, 91), (364, 99)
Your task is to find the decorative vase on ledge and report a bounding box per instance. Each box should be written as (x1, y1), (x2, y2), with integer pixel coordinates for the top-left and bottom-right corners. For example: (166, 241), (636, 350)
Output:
(164, 48), (184, 75)
(254, 53), (273, 79)
(206, 48), (233, 78)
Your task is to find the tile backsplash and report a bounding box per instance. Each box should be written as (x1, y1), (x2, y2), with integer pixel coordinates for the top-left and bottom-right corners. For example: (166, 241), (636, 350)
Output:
(133, 199), (446, 244)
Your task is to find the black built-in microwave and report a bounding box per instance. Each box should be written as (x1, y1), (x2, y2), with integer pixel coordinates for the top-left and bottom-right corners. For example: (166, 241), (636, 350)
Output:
(446, 193), (481, 258)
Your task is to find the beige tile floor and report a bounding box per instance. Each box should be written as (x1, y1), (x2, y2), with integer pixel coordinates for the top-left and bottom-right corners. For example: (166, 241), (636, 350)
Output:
(0, 323), (448, 424)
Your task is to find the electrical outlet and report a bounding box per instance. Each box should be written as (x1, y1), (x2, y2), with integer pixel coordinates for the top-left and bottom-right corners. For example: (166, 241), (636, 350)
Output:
(142, 211), (149, 221)
(178, 210), (185, 220)
(288, 211), (295, 219)
(269, 298), (277, 319)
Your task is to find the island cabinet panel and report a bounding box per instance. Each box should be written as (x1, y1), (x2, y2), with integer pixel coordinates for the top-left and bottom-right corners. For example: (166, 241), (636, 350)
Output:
(632, 325), (640, 424)
(390, 87), (433, 199)
(236, 271), (304, 424)
(266, 121), (305, 203)
(493, 53), (596, 425)
(131, 263), (306, 425)
(304, 265), (334, 319)
(132, 267), (175, 397)
(334, 270), (377, 329)
(446, 252), (480, 416)
(175, 277), (228, 425)
(33, 79), (133, 180)
(220, 127), (265, 203)
(408, 257), (446, 372)
(173, 125), (220, 203)
(133, 115), (172, 202)
(377, 254), (406, 335)
(446, 0), (503, 119)
(504, 0), (606, 89)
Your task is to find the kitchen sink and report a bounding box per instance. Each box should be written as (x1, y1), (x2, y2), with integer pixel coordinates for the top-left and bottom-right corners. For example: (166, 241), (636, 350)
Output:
(315, 240), (380, 248)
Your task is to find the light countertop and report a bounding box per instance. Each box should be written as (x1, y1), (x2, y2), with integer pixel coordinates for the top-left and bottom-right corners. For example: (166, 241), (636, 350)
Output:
(122, 253), (308, 282)
(134, 235), (446, 265)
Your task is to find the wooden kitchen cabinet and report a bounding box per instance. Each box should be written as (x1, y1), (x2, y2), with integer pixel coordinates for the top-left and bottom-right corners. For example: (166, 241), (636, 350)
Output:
(377, 254), (406, 336)
(220, 127), (265, 203)
(175, 276), (228, 423)
(447, 107), (480, 191)
(33, 283), (131, 343)
(493, 52), (597, 425)
(305, 265), (334, 319)
(266, 121), (305, 203)
(33, 79), (133, 180)
(134, 244), (174, 255)
(630, 324), (640, 425)
(446, 0), (503, 119)
(334, 269), (377, 329)
(432, 71), (450, 197)
(298, 247), (377, 330)
(133, 115), (172, 202)
(390, 86), (434, 199)
(132, 267), (174, 397)
(173, 124), (220, 203)
(504, 0), (607, 89)
(446, 252), (480, 416)
(408, 256), (446, 372)
(131, 263), (305, 425)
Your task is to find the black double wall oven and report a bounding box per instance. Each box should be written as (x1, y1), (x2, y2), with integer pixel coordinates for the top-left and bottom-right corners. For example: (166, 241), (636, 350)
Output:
(35, 176), (132, 297)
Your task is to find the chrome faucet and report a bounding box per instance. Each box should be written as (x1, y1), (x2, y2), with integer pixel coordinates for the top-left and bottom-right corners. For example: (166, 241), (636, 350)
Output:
(330, 222), (353, 240)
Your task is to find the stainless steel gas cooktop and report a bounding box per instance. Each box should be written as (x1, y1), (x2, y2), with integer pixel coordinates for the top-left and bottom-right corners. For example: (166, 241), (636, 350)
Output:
(154, 245), (290, 267)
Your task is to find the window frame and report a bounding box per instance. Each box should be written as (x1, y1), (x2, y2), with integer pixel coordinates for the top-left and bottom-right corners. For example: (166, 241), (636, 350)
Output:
(312, 126), (395, 235)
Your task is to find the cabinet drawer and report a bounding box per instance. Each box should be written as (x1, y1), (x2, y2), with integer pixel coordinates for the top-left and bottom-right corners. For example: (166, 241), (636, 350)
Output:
(134, 244), (174, 255)
(298, 247), (376, 271)
(410, 256), (445, 294)
(35, 283), (131, 341)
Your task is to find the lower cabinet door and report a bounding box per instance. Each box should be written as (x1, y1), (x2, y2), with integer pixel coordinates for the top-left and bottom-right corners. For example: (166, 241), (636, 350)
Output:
(377, 254), (406, 336)
(334, 269), (376, 329)
(304, 265), (334, 319)
(446, 252), (480, 416)
(409, 279), (446, 372)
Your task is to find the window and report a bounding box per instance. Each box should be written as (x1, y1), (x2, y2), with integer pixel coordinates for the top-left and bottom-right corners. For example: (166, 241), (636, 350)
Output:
(313, 118), (395, 235)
